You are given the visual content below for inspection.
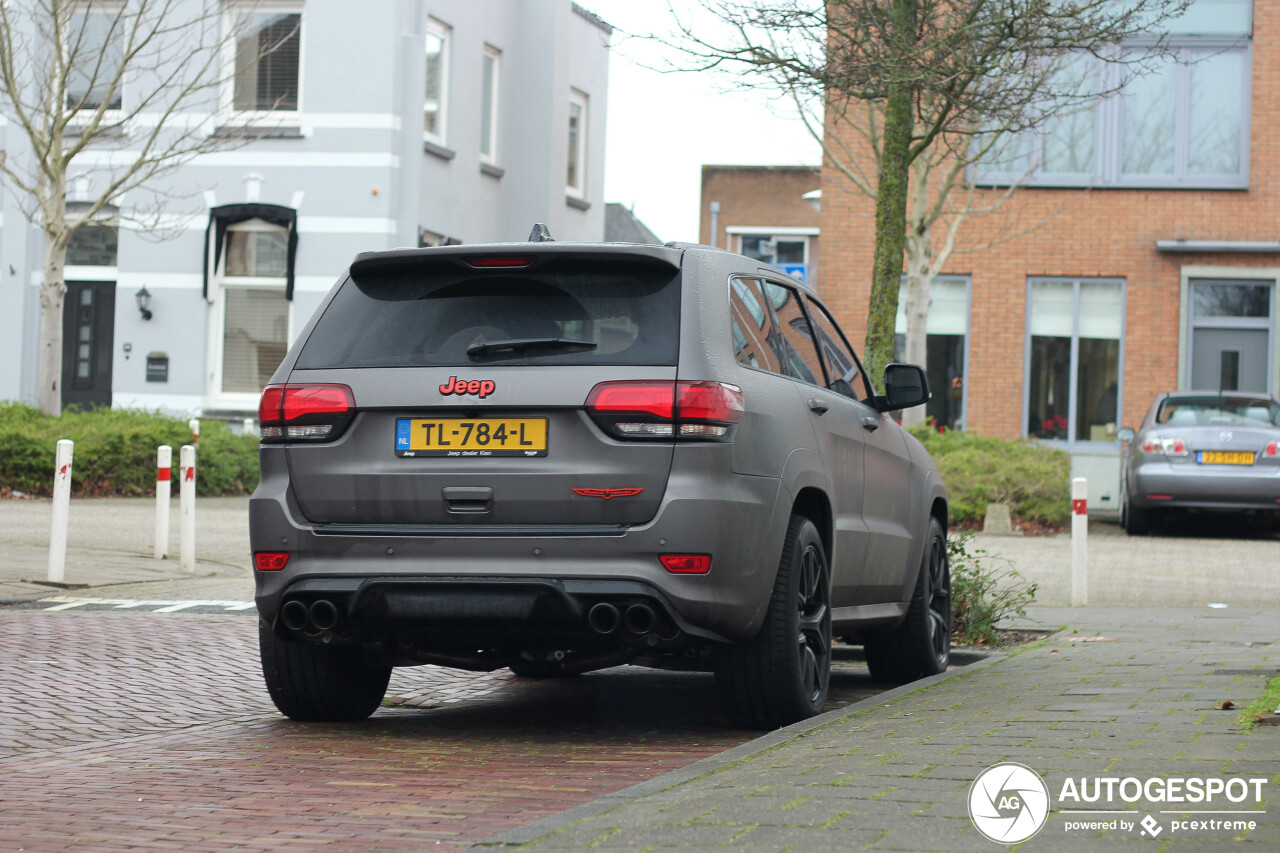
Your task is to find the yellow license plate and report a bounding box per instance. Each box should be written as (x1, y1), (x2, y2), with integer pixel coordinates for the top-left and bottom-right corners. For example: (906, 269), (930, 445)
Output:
(1199, 451), (1254, 465)
(396, 418), (547, 457)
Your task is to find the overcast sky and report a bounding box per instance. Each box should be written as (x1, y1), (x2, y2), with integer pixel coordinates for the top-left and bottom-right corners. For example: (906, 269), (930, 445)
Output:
(584, 1), (820, 244)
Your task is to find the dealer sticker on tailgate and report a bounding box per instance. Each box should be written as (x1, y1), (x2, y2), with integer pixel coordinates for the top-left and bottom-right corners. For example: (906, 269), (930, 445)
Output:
(395, 418), (547, 457)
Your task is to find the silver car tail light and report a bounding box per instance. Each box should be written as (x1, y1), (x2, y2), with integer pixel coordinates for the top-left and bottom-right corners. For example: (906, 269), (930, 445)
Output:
(1140, 434), (1188, 457)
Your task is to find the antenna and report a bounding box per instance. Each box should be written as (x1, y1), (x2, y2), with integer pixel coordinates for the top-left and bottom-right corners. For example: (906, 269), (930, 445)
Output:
(528, 223), (554, 242)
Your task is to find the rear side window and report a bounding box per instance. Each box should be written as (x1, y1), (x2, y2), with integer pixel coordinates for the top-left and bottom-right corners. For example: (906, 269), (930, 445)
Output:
(760, 281), (824, 386)
(729, 277), (786, 373)
(805, 297), (873, 401)
(295, 260), (681, 368)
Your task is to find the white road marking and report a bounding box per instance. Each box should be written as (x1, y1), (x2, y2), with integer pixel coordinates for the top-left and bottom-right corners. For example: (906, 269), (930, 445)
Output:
(38, 596), (254, 613)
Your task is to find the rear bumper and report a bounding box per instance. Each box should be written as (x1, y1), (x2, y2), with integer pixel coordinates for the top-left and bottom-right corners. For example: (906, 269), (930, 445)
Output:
(250, 453), (787, 645)
(1130, 461), (1280, 511)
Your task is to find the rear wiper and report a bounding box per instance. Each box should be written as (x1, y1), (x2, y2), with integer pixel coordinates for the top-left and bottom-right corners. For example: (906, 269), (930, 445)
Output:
(466, 337), (598, 359)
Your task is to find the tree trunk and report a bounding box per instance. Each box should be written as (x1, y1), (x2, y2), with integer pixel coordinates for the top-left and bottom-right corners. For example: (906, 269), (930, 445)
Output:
(37, 241), (68, 417)
(863, 84), (914, 389)
(900, 167), (934, 428)
(862, 0), (917, 390)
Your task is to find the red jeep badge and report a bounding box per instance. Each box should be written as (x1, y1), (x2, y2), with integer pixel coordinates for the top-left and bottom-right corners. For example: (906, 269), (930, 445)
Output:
(439, 376), (496, 398)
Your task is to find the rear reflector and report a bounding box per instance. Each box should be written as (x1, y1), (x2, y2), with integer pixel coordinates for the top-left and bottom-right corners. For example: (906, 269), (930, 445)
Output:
(660, 554), (711, 574)
(254, 552), (290, 571)
(1147, 494), (1173, 500)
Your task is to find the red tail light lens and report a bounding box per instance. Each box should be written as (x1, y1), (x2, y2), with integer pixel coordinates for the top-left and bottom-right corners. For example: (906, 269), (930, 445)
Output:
(1139, 434), (1189, 457)
(660, 554), (712, 574)
(585, 381), (743, 442)
(254, 552), (290, 571)
(1266, 441), (1278, 458)
(259, 383), (355, 443)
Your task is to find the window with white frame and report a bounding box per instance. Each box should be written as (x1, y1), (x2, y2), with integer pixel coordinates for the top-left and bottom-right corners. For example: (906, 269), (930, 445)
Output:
(480, 45), (501, 163)
(225, 2), (303, 120)
(424, 18), (450, 143)
(1026, 278), (1125, 443)
(67, 4), (125, 113)
(216, 221), (290, 398)
(976, 0), (1251, 189)
(736, 233), (811, 283)
(566, 89), (588, 197)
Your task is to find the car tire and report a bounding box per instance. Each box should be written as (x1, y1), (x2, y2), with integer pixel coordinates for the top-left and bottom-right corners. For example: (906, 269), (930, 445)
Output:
(1121, 491), (1150, 535)
(714, 515), (831, 730)
(863, 517), (951, 684)
(259, 622), (391, 722)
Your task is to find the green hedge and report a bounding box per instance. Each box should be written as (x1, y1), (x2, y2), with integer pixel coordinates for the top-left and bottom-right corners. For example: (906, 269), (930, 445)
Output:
(908, 424), (1070, 526)
(0, 403), (259, 497)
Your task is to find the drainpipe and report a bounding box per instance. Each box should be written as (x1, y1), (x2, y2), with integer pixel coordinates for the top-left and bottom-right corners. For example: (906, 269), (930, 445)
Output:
(709, 201), (721, 248)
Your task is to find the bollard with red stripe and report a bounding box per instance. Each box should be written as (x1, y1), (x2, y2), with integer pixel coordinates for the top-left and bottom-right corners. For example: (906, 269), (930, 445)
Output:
(155, 446), (172, 560)
(1071, 477), (1088, 606)
(179, 444), (196, 572)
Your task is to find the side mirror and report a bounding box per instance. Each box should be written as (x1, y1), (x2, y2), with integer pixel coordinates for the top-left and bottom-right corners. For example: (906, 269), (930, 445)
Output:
(878, 363), (930, 412)
(1117, 427), (1135, 443)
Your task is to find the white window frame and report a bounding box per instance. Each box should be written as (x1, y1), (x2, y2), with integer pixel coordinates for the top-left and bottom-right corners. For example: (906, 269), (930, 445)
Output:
(66, 2), (126, 123)
(566, 89), (588, 198)
(728, 229), (815, 274)
(424, 17), (450, 145)
(976, 38), (1251, 190)
(206, 218), (293, 410)
(1177, 265), (1279, 394)
(480, 44), (501, 164)
(220, 0), (305, 126)
(1022, 276), (1127, 447)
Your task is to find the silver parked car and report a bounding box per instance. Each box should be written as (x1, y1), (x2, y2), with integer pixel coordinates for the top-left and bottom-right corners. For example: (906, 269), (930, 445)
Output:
(1119, 391), (1280, 535)
(250, 233), (950, 728)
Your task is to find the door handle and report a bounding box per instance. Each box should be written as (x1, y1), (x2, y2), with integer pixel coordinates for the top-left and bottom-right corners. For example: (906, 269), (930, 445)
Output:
(807, 398), (829, 415)
(860, 415), (880, 432)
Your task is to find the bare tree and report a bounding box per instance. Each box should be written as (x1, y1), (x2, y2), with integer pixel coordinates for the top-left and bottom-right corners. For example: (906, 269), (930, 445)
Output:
(665, 0), (1190, 387)
(0, 0), (295, 415)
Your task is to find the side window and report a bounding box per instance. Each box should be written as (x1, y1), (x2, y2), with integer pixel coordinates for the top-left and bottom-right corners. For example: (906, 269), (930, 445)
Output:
(728, 277), (785, 374)
(760, 281), (824, 386)
(806, 297), (873, 401)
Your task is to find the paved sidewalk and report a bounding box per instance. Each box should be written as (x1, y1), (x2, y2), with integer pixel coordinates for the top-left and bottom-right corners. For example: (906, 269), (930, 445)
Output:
(0, 496), (250, 601)
(481, 606), (1280, 850)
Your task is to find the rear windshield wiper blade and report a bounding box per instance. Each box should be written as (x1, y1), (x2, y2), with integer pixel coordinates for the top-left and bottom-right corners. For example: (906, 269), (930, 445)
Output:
(466, 337), (599, 358)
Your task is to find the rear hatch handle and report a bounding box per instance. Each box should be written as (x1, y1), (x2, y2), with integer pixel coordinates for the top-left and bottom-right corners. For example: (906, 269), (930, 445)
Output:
(442, 486), (494, 514)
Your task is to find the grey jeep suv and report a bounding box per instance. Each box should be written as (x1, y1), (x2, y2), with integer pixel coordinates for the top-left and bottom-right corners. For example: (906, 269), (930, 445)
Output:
(251, 234), (950, 729)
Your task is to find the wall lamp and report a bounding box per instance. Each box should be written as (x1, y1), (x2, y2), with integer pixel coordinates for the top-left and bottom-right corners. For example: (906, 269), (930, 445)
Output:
(135, 285), (153, 321)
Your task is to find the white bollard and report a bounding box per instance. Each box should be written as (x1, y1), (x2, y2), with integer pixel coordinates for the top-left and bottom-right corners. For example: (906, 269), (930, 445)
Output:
(1071, 477), (1088, 606)
(155, 445), (172, 560)
(188, 418), (200, 445)
(242, 418), (254, 437)
(179, 444), (196, 573)
(47, 439), (74, 583)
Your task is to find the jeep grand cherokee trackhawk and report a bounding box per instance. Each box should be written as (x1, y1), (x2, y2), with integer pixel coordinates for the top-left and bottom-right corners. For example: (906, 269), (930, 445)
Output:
(251, 234), (950, 729)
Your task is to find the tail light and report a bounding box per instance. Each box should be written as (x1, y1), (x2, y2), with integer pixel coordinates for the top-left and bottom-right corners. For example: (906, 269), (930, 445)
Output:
(585, 380), (744, 441)
(259, 384), (356, 443)
(1265, 441), (1279, 458)
(1139, 434), (1188, 457)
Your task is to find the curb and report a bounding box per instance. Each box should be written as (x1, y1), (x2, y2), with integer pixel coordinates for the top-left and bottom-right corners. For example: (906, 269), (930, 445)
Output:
(473, 649), (1008, 849)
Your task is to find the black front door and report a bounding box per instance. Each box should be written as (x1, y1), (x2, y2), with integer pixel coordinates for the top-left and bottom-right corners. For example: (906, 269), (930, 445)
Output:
(61, 281), (116, 409)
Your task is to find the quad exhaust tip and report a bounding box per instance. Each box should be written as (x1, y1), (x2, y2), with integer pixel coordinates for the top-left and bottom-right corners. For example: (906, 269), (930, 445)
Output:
(280, 600), (309, 632)
(587, 602), (620, 635)
(309, 599), (340, 632)
(280, 598), (341, 633)
(623, 603), (657, 635)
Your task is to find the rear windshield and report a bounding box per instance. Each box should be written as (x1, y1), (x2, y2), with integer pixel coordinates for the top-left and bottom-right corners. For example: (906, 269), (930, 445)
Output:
(295, 260), (681, 368)
(1155, 396), (1280, 427)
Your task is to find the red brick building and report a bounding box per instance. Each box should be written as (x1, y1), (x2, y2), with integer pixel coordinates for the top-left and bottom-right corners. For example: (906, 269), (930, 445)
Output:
(700, 165), (821, 288)
(819, 0), (1268, 508)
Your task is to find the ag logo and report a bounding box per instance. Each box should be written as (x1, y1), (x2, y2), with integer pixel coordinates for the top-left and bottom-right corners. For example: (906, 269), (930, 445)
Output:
(968, 762), (1050, 844)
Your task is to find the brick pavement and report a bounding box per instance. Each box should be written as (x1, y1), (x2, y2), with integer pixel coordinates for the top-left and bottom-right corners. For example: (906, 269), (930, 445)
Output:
(0, 610), (888, 851)
(485, 606), (1280, 851)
